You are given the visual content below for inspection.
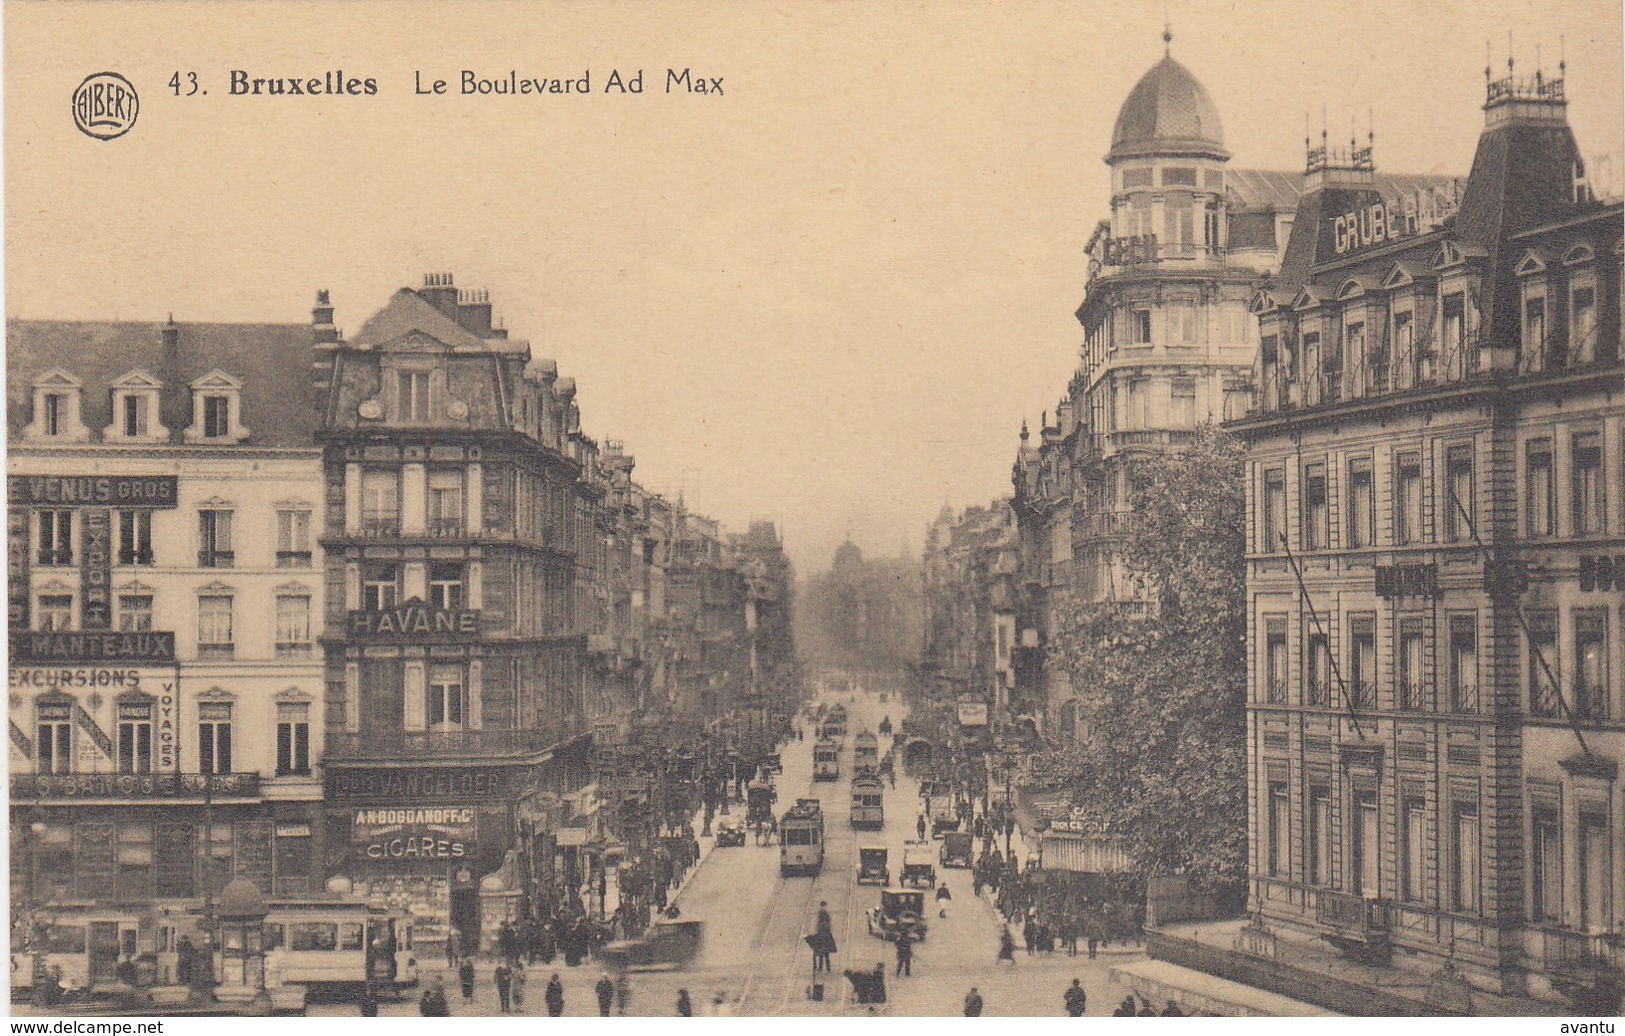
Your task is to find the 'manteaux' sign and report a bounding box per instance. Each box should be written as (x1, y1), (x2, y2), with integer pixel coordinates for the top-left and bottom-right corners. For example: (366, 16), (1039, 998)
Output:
(10, 631), (175, 664)
(348, 600), (478, 638)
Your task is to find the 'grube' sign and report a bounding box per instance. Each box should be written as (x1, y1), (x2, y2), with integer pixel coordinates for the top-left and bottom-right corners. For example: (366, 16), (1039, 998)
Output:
(1329, 181), (1462, 256)
(347, 599), (478, 639)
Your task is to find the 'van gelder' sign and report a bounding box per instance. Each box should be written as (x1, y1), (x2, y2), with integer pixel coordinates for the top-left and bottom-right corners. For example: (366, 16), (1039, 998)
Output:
(8, 475), (178, 508)
(347, 600), (478, 639)
(1330, 181), (1462, 257)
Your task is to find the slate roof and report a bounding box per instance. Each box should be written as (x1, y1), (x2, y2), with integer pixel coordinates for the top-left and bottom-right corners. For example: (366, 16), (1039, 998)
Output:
(1109, 55), (1228, 162)
(351, 287), (528, 354)
(6, 318), (317, 448)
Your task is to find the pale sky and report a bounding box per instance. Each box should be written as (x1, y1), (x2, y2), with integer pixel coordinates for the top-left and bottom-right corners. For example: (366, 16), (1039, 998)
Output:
(7, 0), (1621, 574)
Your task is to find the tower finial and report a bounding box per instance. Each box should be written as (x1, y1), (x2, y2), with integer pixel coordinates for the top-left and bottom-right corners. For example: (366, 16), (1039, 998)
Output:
(1162, 0), (1171, 54)
(1560, 33), (1566, 76)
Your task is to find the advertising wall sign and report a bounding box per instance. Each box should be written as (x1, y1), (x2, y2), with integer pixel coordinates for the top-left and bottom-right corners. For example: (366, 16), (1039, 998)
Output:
(957, 701), (989, 727)
(7, 475), (179, 508)
(352, 806), (474, 862)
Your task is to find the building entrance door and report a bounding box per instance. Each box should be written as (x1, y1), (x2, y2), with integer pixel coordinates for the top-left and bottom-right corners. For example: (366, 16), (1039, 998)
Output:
(450, 888), (480, 955)
(87, 922), (123, 986)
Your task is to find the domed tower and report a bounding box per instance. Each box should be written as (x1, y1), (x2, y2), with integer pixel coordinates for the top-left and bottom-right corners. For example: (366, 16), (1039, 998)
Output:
(1105, 32), (1231, 261)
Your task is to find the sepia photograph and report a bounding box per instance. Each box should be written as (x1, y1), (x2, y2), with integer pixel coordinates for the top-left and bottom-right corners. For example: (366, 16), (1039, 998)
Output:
(4, 0), (1623, 1022)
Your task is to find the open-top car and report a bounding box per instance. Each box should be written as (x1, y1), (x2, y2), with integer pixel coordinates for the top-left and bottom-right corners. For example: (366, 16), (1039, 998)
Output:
(866, 888), (928, 943)
(899, 841), (936, 889)
(929, 801), (961, 838)
(598, 919), (704, 972)
(856, 846), (889, 886)
(714, 818), (747, 847)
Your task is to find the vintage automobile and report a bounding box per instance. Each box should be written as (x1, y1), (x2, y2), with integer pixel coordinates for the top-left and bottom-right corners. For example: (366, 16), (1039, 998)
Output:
(899, 842), (936, 889)
(930, 801), (961, 838)
(855, 846), (890, 886)
(714, 818), (747, 847)
(939, 831), (974, 869)
(597, 919), (704, 972)
(866, 888), (928, 943)
(746, 779), (778, 826)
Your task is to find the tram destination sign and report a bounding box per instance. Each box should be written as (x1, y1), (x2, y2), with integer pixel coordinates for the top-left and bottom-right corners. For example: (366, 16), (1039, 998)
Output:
(8, 475), (179, 508)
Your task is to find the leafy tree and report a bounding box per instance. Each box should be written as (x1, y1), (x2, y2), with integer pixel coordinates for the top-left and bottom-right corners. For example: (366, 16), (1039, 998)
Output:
(1038, 422), (1248, 888)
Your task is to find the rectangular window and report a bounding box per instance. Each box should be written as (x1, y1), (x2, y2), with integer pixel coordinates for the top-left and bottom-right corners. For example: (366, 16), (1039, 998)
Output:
(1402, 798), (1426, 903)
(1354, 793), (1380, 896)
(37, 510), (72, 566)
(1531, 809), (1562, 923)
(1346, 320), (1369, 390)
(1570, 284), (1597, 365)
(198, 702), (232, 775)
(428, 664), (465, 730)
(1399, 619), (1426, 710)
(37, 701), (72, 775)
(276, 702), (311, 776)
(429, 563), (465, 611)
(1523, 294), (1546, 362)
(1170, 380), (1196, 427)
(198, 510), (234, 568)
(1528, 611), (1560, 716)
(117, 701), (153, 774)
(1443, 292), (1466, 352)
(276, 509), (312, 567)
(197, 595), (234, 659)
(1396, 453), (1423, 545)
(1453, 803), (1481, 912)
(361, 563), (399, 612)
(1131, 309), (1152, 344)
(1393, 312), (1414, 377)
(117, 594), (153, 633)
(1527, 438), (1555, 537)
(1444, 444), (1474, 542)
(275, 595), (312, 659)
(1349, 614), (1376, 709)
(116, 510), (153, 566)
(1578, 811), (1611, 930)
(42, 393), (64, 436)
(1309, 789), (1332, 886)
(360, 470), (400, 535)
(427, 470), (464, 536)
(1264, 615), (1288, 704)
(1574, 611), (1609, 722)
(202, 396), (230, 438)
(1263, 469), (1286, 553)
(1347, 457), (1374, 548)
(1304, 463), (1328, 550)
(1449, 613), (1478, 713)
(398, 370), (430, 421)
(122, 394), (149, 438)
(1174, 304), (1198, 344)
(1571, 431), (1605, 536)
(1306, 632), (1330, 707)
(1268, 784), (1290, 877)
(37, 594), (73, 632)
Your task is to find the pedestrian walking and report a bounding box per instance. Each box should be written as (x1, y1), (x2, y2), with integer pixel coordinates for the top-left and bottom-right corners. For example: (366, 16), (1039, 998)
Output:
(810, 901), (836, 973)
(1024, 916), (1037, 955)
(963, 987), (984, 1017)
(894, 929), (914, 977)
(997, 928), (1016, 966)
(614, 970), (631, 1015)
(1161, 1000), (1184, 1017)
(935, 882), (952, 919)
(916, 814), (927, 841)
(512, 962), (528, 1012)
(595, 972), (615, 1016)
(419, 975), (450, 1016)
(1113, 997), (1137, 1017)
(1086, 930), (1099, 960)
(495, 959), (513, 1013)
(545, 973), (565, 1017)
(1137, 997), (1157, 1017)
(1063, 979), (1087, 1017)
(676, 988), (693, 1017)
(458, 957), (475, 1001)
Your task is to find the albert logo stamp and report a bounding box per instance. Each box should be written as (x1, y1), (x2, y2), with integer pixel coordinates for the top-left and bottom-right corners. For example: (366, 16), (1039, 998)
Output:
(72, 71), (139, 139)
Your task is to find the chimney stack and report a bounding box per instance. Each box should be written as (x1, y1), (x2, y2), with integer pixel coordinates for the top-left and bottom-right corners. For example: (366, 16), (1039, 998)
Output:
(456, 287), (494, 335)
(420, 272), (459, 317)
(311, 289), (341, 419)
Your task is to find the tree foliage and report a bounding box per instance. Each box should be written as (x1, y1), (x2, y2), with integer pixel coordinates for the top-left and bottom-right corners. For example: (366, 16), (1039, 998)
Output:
(1037, 422), (1248, 888)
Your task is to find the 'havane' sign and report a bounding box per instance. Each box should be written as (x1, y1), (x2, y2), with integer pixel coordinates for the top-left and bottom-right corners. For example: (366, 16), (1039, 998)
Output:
(347, 599), (479, 639)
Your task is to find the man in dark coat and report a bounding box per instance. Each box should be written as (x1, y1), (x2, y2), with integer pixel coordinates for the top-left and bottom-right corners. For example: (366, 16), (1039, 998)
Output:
(419, 975), (450, 1016)
(963, 988), (984, 1016)
(811, 901), (835, 973)
(894, 929), (914, 977)
(676, 988), (693, 1016)
(458, 957), (476, 1001)
(595, 972), (615, 1016)
(1063, 979), (1087, 1017)
(494, 960), (512, 1013)
(545, 973), (565, 1017)
(1113, 996), (1137, 1017)
(1161, 1000), (1185, 1016)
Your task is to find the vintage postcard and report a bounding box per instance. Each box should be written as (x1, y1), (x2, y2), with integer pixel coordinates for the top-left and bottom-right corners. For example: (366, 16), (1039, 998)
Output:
(5, 0), (1623, 1023)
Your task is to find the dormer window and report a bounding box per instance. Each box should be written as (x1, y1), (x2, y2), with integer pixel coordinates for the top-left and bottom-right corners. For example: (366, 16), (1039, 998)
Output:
(185, 370), (248, 443)
(396, 369), (431, 422)
(27, 370), (88, 442)
(106, 370), (167, 442)
(1570, 279), (1598, 367)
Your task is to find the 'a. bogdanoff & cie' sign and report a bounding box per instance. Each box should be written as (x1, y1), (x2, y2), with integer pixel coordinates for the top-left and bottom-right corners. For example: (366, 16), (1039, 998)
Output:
(352, 806), (474, 862)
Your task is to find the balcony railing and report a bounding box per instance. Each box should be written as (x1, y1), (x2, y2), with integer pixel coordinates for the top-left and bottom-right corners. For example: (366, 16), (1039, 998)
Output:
(276, 550), (313, 568)
(198, 550), (234, 569)
(360, 516), (399, 538)
(325, 726), (576, 760)
(1542, 927), (1621, 984)
(1315, 889), (1391, 942)
(1076, 510), (1139, 542)
(13, 771), (261, 801)
(427, 517), (467, 539)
